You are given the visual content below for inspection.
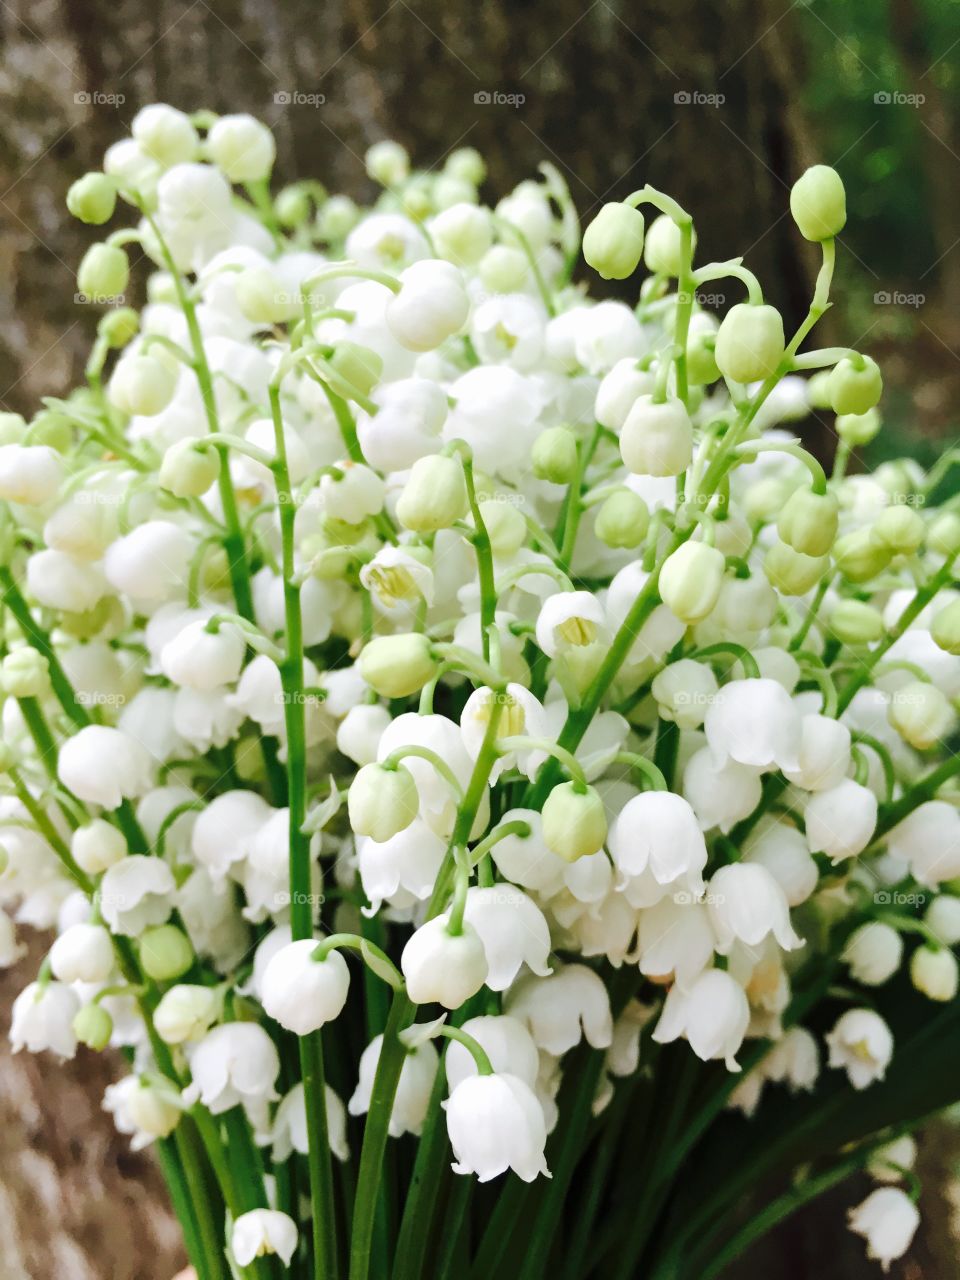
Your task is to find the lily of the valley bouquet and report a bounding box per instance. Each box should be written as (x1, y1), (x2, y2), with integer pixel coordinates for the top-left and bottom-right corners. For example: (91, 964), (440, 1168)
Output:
(3, 104), (960, 1280)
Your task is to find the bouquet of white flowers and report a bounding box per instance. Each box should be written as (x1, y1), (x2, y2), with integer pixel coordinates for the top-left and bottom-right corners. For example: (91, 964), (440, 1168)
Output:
(2, 104), (959, 1279)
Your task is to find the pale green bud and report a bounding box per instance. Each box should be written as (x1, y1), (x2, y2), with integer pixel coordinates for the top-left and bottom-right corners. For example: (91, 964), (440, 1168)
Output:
(327, 342), (383, 400)
(620, 395), (692, 477)
(206, 113), (276, 183)
(139, 924), (195, 982)
(829, 600), (884, 645)
(777, 488), (839, 557)
(77, 243), (129, 301)
(478, 498), (527, 556)
(714, 303), (785, 383)
(235, 267), (299, 325)
(0, 412), (26, 445)
(366, 140), (410, 187)
(833, 529), (892, 583)
(400, 175), (434, 220)
(432, 174), (476, 212)
(132, 104), (199, 167)
(541, 782), (607, 861)
(431, 204), (492, 266)
(358, 633), (439, 699)
(159, 440), (221, 498)
(836, 408), (880, 446)
(71, 819), (127, 875)
(531, 427), (579, 484)
(807, 369), (833, 410)
(582, 203), (645, 281)
(307, 541), (356, 581)
(888, 681), (954, 751)
(318, 194), (359, 241)
(29, 409), (72, 452)
(478, 245), (529, 293)
(109, 354), (176, 417)
(910, 944), (959, 1002)
(871, 504), (925, 556)
(73, 1003), (113, 1051)
(396, 455), (469, 532)
(828, 354), (882, 415)
(928, 512), (960, 558)
(348, 762), (419, 842)
(98, 307), (139, 349)
(2, 648), (50, 698)
(932, 600), (960, 656)
(659, 542), (725, 623)
(67, 173), (117, 225)
(643, 214), (695, 277)
(275, 185), (313, 227)
(764, 540), (830, 595)
(744, 477), (791, 525)
(789, 165), (846, 241)
(594, 489), (650, 549)
(444, 146), (486, 187)
(686, 315), (720, 385)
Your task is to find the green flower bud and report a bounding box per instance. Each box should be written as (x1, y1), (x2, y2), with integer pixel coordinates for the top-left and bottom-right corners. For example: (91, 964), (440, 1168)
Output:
(307, 541), (356, 581)
(98, 307), (140, 349)
(928, 512), (960, 558)
(444, 146), (486, 187)
(366, 140), (410, 187)
(0, 412), (26, 445)
(932, 600), (960, 656)
(275, 184), (313, 227)
(318, 194), (359, 241)
(829, 600), (885, 646)
(73, 1003), (114, 1052)
(478, 245), (529, 294)
(833, 529), (893, 583)
(206, 113), (275, 183)
(399, 175), (433, 220)
(531, 427), (579, 484)
(358, 633), (438, 699)
(836, 408), (881, 447)
(594, 489), (650, 549)
(235, 267), (299, 325)
(431, 204), (491, 265)
(2, 648), (50, 699)
(478, 498), (527, 556)
(643, 214), (695, 277)
(686, 316), (720, 386)
(743, 477), (791, 525)
(29, 409), (72, 452)
(871, 504), (925, 555)
(789, 165), (846, 241)
(583, 203), (645, 281)
(659, 542), (725, 623)
(888, 681), (954, 751)
(327, 342), (383, 400)
(396, 455), (469, 532)
(911, 943), (958, 1002)
(348, 762), (419, 842)
(159, 440), (221, 498)
(714, 303), (785, 384)
(541, 782), (608, 861)
(139, 924), (195, 982)
(67, 173), (117, 225)
(777, 487), (839, 557)
(764, 540), (830, 595)
(806, 369), (833, 410)
(71, 818), (127, 874)
(828, 354), (882, 415)
(77, 243), (129, 301)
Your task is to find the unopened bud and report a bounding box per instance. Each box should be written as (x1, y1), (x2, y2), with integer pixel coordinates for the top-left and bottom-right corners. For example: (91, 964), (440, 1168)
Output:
(532, 427), (579, 484)
(871, 505), (925, 556)
(2, 648), (50, 699)
(348, 762), (419, 842)
(139, 924), (195, 982)
(358, 633), (439, 699)
(714, 303), (785, 384)
(643, 214), (695, 277)
(789, 165), (846, 241)
(888, 681), (954, 751)
(73, 1003), (113, 1051)
(159, 440), (221, 498)
(77, 243), (129, 301)
(327, 342), (383, 400)
(828, 354), (882, 415)
(583, 203), (645, 280)
(659, 541), (725, 623)
(777, 488), (839, 557)
(829, 600), (884, 645)
(396, 454), (469, 532)
(836, 408), (881, 446)
(67, 173), (117, 225)
(366, 140), (409, 188)
(932, 600), (960, 656)
(910, 944), (959, 1001)
(594, 489), (650, 549)
(928, 512), (960, 558)
(764, 540), (829, 595)
(98, 308), (139, 349)
(541, 782), (607, 861)
(833, 529), (892, 583)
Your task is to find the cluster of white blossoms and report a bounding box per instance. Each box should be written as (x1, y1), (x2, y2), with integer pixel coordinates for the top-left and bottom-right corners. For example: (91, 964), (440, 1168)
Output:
(1, 104), (958, 1276)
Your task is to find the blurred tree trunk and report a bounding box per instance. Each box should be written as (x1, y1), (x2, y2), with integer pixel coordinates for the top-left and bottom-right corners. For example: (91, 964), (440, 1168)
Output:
(0, 0), (818, 413)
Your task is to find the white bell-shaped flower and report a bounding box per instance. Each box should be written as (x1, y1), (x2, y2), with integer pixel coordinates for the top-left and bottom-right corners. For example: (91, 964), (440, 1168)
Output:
(104, 1076), (183, 1149)
(160, 619), (245, 691)
(153, 984), (220, 1044)
(357, 819), (447, 913)
(804, 779), (877, 862)
(192, 789), (273, 881)
(26, 549), (108, 613)
(401, 916), (488, 1008)
(261, 940), (350, 1035)
(608, 791), (707, 898)
(349, 1035), (438, 1137)
(637, 895), (716, 989)
(886, 801), (960, 887)
(826, 1008), (893, 1090)
(651, 659), (719, 730)
(461, 885), (552, 991)
(357, 377), (447, 472)
(505, 965), (613, 1054)
(10, 981), (79, 1059)
(764, 1025), (820, 1093)
(444, 1015), (541, 1092)
(271, 1082), (350, 1163)
(460, 684), (548, 783)
(652, 968), (750, 1071)
(444, 1072), (550, 1183)
(847, 1188), (919, 1272)
(386, 259), (470, 351)
(360, 546), (435, 618)
(100, 856), (176, 936)
(707, 863), (803, 954)
(488, 809), (567, 896)
(49, 922), (115, 984)
(535, 591), (607, 658)
(704, 678), (802, 773)
(682, 748), (762, 834)
(186, 1022), (281, 1114)
(0, 444), (62, 505)
(743, 823), (818, 906)
(377, 713), (476, 837)
(336, 703), (392, 767)
(842, 922), (902, 986)
(58, 726), (154, 809)
(782, 713), (851, 791)
(103, 519), (193, 604)
(232, 1209), (299, 1268)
